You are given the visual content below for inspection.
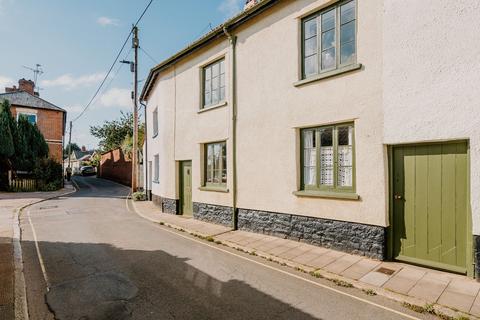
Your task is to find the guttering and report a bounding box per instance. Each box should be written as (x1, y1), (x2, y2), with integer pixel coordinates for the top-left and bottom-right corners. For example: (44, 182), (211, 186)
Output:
(140, 0), (279, 101)
(223, 26), (238, 230)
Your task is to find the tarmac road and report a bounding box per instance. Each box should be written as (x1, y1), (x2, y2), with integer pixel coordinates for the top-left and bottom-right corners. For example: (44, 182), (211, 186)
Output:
(20, 176), (437, 320)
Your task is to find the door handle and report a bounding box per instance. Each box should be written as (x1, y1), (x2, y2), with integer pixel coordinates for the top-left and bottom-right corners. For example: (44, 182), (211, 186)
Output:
(394, 194), (403, 200)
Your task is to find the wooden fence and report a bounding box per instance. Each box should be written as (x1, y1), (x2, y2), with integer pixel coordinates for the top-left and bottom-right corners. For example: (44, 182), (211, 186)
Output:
(8, 171), (37, 192)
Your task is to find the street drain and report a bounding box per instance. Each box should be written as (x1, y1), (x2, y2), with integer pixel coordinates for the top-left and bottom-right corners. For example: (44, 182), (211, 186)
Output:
(376, 267), (396, 275)
(39, 205), (58, 210)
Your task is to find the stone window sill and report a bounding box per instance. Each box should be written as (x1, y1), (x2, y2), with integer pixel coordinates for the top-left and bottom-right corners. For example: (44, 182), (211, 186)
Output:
(199, 186), (229, 193)
(153, 180), (159, 184)
(294, 63), (362, 87)
(198, 101), (227, 114)
(293, 190), (360, 200)
(152, 133), (158, 139)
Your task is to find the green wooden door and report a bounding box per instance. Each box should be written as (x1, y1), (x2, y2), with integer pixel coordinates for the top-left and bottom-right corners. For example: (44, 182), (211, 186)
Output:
(392, 142), (469, 273)
(180, 161), (193, 216)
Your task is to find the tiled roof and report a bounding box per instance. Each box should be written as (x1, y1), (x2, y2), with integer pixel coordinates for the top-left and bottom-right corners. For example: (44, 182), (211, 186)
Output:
(0, 90), (66, 112)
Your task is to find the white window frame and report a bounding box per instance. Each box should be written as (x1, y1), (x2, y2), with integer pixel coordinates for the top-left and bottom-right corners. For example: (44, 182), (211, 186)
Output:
(17, 112), (37, 124)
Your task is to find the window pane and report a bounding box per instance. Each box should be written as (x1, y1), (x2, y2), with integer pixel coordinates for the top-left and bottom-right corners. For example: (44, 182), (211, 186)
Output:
(320, 147), (334, 186)
(321, 29), (335, 50)
(321, 47), (336, 70)
(212, 89), (219, 104)
(211, 76), (219, 91)
(220, 87), (225, 101)
(303, 130), (316, 186)
(212, 62), (220, 77)
(304, 54), (318, 76)
(341, 1), (355, 24)
(304, 167), (316, 185)
(204, 93), (211, 106)
(304, 37), (317, 57)
(321, 9), (335, 31)
(340, 41), (355, 65)
(220, 73), (225, 87)
(205, 79), (211, 93)
(340, 21), (355, 44)
(338, 126), (353, 187)
(320, 128), (333, 147)
(220, 60), (225, 74)
(205, 67), (211, 80)
(304, 18), (317, 39)
(338, 126), (353, 146)
(320, 128), (333, 186)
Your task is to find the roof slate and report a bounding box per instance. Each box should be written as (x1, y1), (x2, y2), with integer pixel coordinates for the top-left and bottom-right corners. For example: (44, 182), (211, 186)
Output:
(0, 91), (66, 112)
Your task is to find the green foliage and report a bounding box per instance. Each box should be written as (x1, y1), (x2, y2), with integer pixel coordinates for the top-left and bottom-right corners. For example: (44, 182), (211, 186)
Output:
(34, 159), (63, 191)
(132, 191), (146, 201)
(90, 111), (145, 153)
(90, 152), (101, 167)
(15, 116), (49, 171)
(63, 142), (80, 158)
(0, 101), (15, 158)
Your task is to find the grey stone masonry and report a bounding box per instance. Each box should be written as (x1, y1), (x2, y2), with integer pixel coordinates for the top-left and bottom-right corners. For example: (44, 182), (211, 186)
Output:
(238, 208), (386, 260)
(474, 235), (480, 278)
(193, 202), (233, 227)
(152, 195), (178, 215)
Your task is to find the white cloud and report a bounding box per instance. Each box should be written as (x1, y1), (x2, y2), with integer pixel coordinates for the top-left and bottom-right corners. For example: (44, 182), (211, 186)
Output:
(218, 0), (243, 18)
(41, 73), (106, 90)
(0, 75), (14, 92)
(97, 16), (119, 27)
(98, 88), (131, 109)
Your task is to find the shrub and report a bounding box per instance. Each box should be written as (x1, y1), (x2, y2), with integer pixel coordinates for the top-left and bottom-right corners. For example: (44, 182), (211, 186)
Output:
(132, 191), (146, 201)
(34, 159), (63, 191)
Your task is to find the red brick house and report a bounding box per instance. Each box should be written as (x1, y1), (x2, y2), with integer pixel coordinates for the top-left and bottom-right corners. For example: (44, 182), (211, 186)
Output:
(0, 79), (66, 162)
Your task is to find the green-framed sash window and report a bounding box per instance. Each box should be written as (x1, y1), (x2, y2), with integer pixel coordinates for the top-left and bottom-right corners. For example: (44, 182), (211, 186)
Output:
(302, 0), (356, 79)
(301, 124), (355, 192)
(203, 59), (226, 108)
(205, 141), (227, 187)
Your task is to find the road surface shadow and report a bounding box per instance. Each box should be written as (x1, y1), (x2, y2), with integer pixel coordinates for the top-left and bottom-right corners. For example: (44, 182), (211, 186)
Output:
(20, 239), (321, 320)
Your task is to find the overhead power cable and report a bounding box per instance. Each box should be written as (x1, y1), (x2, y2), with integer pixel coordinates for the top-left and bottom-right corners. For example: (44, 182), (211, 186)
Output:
(139, 46), (158, 64)
(71, 0), (154, 123)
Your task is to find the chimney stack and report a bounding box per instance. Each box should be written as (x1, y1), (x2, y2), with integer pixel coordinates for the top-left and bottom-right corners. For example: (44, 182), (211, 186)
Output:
(18, 79), (35, 95)
(81, 146), (87, 152)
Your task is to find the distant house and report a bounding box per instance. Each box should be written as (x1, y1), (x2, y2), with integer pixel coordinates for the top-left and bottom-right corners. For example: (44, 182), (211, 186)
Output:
(0, 79), (66, 163)
(64, 148), (94, 174)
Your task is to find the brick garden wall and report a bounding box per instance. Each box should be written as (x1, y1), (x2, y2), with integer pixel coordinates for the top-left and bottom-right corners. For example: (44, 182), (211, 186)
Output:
(99, 148), (132, 186)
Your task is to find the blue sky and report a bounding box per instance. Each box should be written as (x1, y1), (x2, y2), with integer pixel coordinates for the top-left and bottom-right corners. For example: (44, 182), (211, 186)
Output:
(0, 0), (244, 149)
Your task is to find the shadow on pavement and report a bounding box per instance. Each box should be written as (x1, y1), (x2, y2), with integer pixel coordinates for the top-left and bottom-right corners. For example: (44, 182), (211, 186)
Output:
(20, 239), (321, 320)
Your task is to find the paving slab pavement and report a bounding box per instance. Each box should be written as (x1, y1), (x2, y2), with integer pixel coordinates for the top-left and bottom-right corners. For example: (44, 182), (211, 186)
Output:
(131, 199), (480, 319)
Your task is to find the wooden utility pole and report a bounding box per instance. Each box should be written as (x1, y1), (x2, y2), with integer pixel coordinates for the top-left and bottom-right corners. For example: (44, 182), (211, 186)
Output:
(132, 26), (139, 192)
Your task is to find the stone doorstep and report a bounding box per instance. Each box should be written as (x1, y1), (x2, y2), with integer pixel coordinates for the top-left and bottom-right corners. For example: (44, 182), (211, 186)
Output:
(131, 202), (479, 320)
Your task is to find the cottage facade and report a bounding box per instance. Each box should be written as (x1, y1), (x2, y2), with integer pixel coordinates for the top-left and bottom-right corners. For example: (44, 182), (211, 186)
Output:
(141, 0), (480, 277)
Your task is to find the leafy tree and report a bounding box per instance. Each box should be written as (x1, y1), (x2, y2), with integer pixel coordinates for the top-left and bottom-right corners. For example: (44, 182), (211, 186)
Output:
(16, 115), (48, 171)
(90, 111), (144, 152)
(63, 142), (81, 158)
(0, 101), (15, 159)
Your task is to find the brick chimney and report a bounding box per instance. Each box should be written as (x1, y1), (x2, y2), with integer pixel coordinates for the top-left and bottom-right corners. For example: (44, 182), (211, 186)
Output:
(18, 79), (35, 95)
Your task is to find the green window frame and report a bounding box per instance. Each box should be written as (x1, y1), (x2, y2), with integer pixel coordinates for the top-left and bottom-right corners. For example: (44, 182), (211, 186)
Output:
(202, 58), (226, 108)
(302, 0), (356, 79)
(204, 141), (227, 187)
(301, 123), (355, 193)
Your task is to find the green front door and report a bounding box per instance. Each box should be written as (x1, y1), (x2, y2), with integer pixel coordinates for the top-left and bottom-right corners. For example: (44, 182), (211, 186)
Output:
(392, 142), (469, 273)
(180, 161), (193, 216)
